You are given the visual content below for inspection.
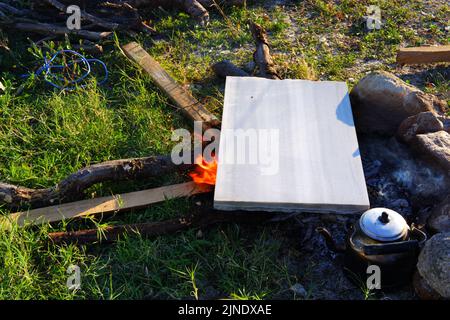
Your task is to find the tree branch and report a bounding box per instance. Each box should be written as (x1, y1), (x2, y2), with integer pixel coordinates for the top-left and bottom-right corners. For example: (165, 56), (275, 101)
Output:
(0, 155), (194, 209)
(48, 209), (275, 244)
(249, 21), (280, 80)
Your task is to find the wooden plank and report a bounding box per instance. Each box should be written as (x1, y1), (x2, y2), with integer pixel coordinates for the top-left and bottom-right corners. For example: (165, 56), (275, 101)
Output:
(214, 77), (370, 214)
(397, 45), (450, 65)
(1, 182), (211, 229)
(121, 42), (220, 129)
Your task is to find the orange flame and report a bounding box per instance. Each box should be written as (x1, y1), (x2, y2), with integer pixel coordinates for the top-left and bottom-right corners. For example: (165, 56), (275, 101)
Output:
(189, 155), (217, 185)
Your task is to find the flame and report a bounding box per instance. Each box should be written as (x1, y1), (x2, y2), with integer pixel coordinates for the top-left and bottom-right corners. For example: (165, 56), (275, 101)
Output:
(189, 155), (217, 185)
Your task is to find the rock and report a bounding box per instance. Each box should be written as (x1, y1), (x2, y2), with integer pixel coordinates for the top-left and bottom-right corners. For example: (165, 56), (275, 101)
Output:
(397, 112), (444, 143)
(416, 232), (450, 299)
(441, 117), (450, 132)
(413, 270), (442, 300)
(290, 283), (307, 298)
(350, 71), (446, 135)
(411, 131), (450, 172)
(427, 195), (450, 234)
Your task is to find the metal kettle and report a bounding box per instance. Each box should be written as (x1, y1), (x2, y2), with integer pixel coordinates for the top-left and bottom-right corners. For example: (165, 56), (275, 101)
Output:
(317, 208), (427, 289)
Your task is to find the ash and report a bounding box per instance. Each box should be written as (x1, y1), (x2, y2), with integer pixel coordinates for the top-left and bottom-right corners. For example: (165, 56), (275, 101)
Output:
(359, 135), (449, 218)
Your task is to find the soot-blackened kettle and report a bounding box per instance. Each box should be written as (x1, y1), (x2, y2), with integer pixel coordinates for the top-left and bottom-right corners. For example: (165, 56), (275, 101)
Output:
(317, 208), (427, 289)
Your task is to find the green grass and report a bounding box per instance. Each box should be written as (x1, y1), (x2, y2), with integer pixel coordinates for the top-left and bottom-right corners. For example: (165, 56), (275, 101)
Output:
(0, 0), (448, 299)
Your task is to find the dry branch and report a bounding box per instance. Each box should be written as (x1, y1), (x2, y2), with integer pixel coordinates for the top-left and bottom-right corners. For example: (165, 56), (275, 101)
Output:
(11, 22), (112, 41)
(0, 155), (194, 210)
(48, 209), (274, 244)
(249, 21), (280, 80)
(43, 0), (121, 30)
(1, 0), (246, 41)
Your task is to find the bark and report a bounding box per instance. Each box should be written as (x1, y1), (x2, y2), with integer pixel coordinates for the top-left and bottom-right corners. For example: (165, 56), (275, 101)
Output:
(48, 210), (275, 244)
(0, 155), (194, 210)
(249, 21), (281, 80)
(10, 22), (112, 41)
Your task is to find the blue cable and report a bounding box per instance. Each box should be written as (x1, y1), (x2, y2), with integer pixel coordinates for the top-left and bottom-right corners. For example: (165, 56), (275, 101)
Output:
(24, 49), (108, 91)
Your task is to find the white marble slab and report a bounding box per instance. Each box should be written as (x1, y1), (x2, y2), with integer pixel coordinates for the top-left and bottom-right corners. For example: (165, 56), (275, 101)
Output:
(214, 77), (370, 214)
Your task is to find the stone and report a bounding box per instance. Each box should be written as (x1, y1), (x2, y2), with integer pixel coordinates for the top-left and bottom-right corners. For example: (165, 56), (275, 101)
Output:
(441, 117), (450, 132)
(397, 111), (444, 143)
(413, 271), (442, 300)
(411, 131), (450, 172)
(427, 195), (450, 234)
(350, 71), (446, 135)
(416, 232), (450, 299)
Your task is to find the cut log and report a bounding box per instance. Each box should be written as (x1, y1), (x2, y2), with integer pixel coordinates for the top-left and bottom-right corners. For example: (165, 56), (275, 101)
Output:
(212, 60), (249, 78)
(1, 182), (211, 230)
(0, 154), (193, 209)
(397, 46), (450, 65)
(48, 209), (274, 244)
(249, 21), (280, 80)
(122, 42), (220, 129)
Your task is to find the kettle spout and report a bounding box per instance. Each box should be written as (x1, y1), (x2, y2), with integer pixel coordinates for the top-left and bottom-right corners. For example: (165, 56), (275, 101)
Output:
(315, 227), (346, 253)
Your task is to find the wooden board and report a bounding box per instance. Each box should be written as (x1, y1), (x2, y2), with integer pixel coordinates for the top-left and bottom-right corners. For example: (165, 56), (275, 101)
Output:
(397, 45), (450, 65)
(1, 182), (211, 229)
(214, 77), (370, 214)
(122, 42), (219, 129)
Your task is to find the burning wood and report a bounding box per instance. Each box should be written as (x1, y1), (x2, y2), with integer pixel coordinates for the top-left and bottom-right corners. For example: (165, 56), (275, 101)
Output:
(189, 155), (218, 185)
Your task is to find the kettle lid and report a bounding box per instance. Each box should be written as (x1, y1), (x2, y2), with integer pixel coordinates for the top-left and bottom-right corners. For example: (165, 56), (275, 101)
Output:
(359, 208), (409, 242)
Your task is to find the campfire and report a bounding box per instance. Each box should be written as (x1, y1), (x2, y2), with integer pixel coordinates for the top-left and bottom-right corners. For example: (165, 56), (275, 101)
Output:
(189, 155), (218, 186)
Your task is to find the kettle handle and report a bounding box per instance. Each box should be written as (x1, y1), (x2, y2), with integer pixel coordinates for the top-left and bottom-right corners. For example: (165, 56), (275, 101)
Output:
(363, 225), (427, 255)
